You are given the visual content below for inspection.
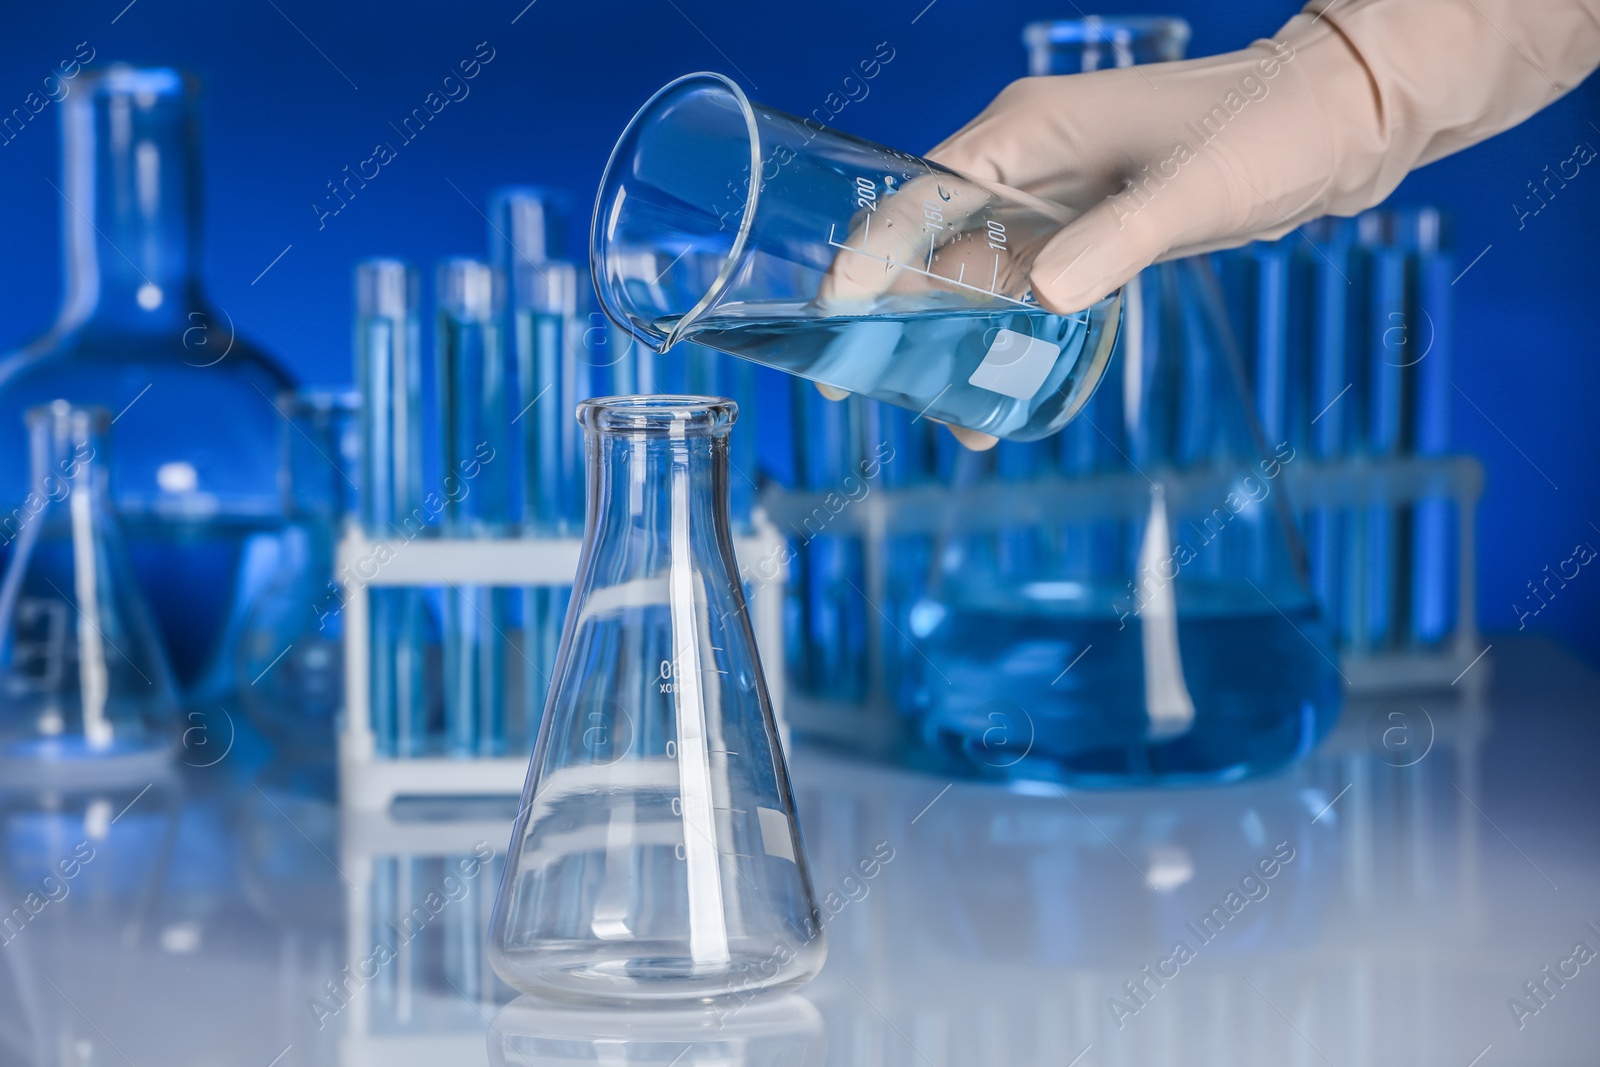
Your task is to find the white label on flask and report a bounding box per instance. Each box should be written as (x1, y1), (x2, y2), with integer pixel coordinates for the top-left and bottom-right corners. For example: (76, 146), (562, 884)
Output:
(968, 328), (1061, 400)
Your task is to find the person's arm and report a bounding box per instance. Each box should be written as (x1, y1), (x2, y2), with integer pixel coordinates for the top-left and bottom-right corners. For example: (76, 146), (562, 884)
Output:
(930, 0), (1600, 316)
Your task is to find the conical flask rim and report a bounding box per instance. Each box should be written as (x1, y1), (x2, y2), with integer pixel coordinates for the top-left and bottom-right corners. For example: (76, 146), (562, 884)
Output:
(578, 394), (737, 438)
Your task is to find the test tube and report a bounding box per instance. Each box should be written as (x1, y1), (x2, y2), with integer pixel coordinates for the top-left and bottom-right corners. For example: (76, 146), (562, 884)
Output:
(436, 258), (510, 757)
(1406, 209), (1456, 647)
(1365, 217), (1409, 652)
(788, 381), (872, 705)
(355, 259), (429, 758)
(511, 261), (583, 747)
(1300, 218), (1355, 640)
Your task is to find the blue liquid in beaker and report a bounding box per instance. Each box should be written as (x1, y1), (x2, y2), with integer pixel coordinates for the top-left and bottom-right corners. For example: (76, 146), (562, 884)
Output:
(672, 295), (1102, 442)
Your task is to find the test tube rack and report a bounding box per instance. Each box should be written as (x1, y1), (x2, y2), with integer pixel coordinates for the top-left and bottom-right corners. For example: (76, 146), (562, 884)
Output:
(762, 452), (1485, 749)
(336, 513), (789, 811)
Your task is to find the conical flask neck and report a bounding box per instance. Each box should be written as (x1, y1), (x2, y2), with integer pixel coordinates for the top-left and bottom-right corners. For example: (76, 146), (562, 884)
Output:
(580, 397), (737, 557)
(57, 67), (206, 337)
(25, 402), (111, 512)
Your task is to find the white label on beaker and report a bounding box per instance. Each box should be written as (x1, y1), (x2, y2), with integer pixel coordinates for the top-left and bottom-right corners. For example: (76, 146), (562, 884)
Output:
(969, 328), (1061, 400)
(757, 806), (797, 862)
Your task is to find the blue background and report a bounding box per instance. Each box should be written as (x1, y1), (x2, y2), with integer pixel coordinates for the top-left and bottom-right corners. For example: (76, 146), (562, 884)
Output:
(1, 0), (1595, 662)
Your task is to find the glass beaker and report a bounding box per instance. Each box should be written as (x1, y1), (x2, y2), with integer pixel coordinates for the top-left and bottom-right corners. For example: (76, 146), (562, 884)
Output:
(0, 67), (294, 686)
(591, 73), (1121, 442)
(489, 396), (824, 1004)
(235, 389), (360, 756)
(909, 18), (1343, 786)
(0, 403), (179, 782)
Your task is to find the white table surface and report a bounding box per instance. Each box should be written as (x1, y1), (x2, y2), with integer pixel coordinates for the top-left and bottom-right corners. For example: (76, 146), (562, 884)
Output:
(2, 636), (1596, 1067)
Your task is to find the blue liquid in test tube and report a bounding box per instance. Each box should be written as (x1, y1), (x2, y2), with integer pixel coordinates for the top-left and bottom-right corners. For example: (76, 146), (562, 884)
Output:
(356, 260), (429, 758)
(490, 187), (576, 750)
(436, 258), (511, 757)
(510, 262), (584, 746)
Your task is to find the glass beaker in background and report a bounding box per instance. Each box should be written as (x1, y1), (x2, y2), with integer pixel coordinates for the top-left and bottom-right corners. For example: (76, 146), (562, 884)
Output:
(591, 72), (1122, 442)
(0, 403), (179, 781)
(235, 389), (360, 757)
(0, 66), (294, 687)
(490, 397), (823, 1004)
(908, 18), (1342, 786)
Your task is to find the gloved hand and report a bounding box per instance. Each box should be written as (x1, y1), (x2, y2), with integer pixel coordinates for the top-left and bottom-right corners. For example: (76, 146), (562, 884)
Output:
(820, 0), (1600, 448)
(931, 0), (1600, 316)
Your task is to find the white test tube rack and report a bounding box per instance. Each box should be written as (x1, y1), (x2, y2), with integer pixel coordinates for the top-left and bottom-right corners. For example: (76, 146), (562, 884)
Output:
(336, 514), (789, 812)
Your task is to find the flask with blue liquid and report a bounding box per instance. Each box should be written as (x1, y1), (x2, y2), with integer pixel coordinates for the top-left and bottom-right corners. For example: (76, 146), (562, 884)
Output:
(0, 67), (294, 688)
(906, 18), (1343, 786)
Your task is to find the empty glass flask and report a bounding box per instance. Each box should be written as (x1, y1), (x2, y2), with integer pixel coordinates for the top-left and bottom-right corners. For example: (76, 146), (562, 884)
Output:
(0, 403), (179, 782)
(489, 396), (824, 1004)
(0, 66), (293, 685)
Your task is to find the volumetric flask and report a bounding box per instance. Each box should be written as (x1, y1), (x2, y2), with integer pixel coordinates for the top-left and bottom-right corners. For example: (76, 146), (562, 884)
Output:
(592, 73), (1121, 442)
(489, 396), (824, 1004)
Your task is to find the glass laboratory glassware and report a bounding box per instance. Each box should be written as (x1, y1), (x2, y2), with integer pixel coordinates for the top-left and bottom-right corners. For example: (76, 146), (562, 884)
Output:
(786, 389), (873, 706)
(437, 258), (512, 757)
(0, 66), (294, 686)
(490, 185), (572, 270)
(489, 396), (824, 1004)
(617, 248), (760, 530)
(0, 403), (180, 782)
(356, 259), (433, 758)
(235, 389), (359, 756)
(592, 72), (1122, 443)
(510, 260), (586, 753)
(909, 17), (1342, 787)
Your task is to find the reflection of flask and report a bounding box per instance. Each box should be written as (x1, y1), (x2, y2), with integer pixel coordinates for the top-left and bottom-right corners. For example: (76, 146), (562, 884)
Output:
(910, 19), (1342, 787)
(0, 403), (179, 779)
(490, 397), (823, 1003)
(0, 67), (294, 684)
(489, 993), (826, 1065)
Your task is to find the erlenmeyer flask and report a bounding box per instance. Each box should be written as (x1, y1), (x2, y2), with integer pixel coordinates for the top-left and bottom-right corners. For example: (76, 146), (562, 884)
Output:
(0, 402), (179, 780)
(489, 396), (824, 1004)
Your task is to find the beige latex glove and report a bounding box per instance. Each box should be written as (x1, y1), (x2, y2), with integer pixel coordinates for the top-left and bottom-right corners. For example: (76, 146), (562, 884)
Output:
(931, 0), (1600, 316)
(823, 0), (1600, 448)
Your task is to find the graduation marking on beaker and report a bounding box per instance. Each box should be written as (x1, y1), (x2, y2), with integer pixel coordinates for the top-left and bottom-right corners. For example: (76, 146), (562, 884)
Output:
(825, 222), (1089, 323)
